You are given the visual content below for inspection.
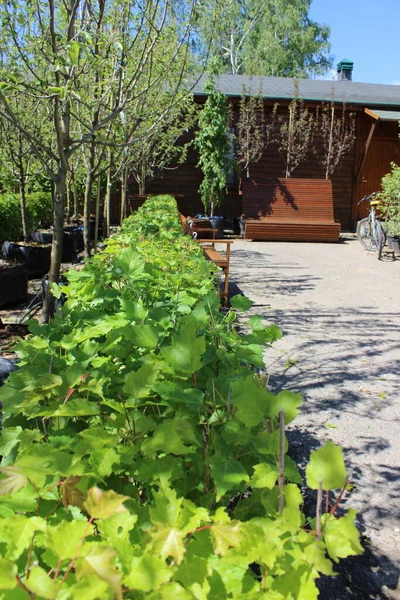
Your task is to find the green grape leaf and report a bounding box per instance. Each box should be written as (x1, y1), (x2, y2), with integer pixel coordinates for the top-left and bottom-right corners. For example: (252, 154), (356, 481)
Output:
(149, 488), (183, 527)
(142, 420), (194, 458)
(76, 545), (122, 599)
(16, 447), (73, 487)
(173, 557), (208, 589)
(150, 527), (186, 564)
(230, 294), (254, 311)
(322, 509), (363, 562)
(124, 555), (172, 591)
(267, 390), (302, 424)
(0, 466), (28, 495)
(0, 557), (17, 590)
(235, 343), (265, 367)
(0, 427), (22, 456)
(250, 463), (278, 489)
(0, 515), (46, 560)
(123, 363), (159, 399)
(46, 520), (94, 560)
(230, 376), (271, 427)
(84, 487), (128, 520)
(209, 455), (249, 501)
(161, 321), (205, 375)
(211, 523), (242, 555)
(62, 574), (109, 600)
(284, 456), (303, 484)
(129, 324), (159, 349)
(25, 566), (60, 599)
(284, 483), (303, 510)
(90, 447), (120, 478)
(52, 398), (100, 417)
(304, 542), (335, 576)
(153, 581), (193, 600)
(306, 441), (346, 491)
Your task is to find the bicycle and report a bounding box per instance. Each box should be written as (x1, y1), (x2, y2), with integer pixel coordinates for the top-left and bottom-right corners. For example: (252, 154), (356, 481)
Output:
(357, 193), (386, 260)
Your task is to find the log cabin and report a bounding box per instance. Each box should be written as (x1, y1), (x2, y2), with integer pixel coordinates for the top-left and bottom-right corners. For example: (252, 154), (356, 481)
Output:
(126, 60), (400, 236)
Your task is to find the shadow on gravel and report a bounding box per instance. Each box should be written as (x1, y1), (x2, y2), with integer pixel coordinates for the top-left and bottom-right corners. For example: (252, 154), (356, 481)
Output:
(231, 248), (321, 297)
(288, 427), (400, 600)
(227, 278), (400, 599)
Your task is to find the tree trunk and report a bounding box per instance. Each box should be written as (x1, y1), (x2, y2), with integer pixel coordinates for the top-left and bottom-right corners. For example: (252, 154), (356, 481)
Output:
(40, 169), (66, 323)
(72, 171), (78, 217)
(104, 151), (112, 238)
(138, 162), (146, 195)
(83, 140), (96, 258)
(19, 175), (29, 243)
(94, 174), (101, 253)
(66, 173), (71, 222)
(120, 166), (128, 224)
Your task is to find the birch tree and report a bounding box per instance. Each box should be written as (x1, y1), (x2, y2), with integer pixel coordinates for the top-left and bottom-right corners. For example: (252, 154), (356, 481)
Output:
(198, 0), (331, 77)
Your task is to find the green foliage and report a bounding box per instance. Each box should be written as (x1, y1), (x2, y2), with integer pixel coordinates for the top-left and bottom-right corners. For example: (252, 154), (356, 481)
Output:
(198, 0), (332, 77)
(377, 162), (400, 236)
(0, 194), (362, 598)
(0, 192), (52, 241)
(194, 78), (232, 215)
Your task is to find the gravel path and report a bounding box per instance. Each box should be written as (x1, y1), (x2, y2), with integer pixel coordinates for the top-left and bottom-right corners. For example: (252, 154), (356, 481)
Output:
(228, 237), (400, 599)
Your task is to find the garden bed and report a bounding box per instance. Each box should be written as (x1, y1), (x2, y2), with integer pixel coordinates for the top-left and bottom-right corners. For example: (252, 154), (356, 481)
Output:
(0, 195), (363, 598)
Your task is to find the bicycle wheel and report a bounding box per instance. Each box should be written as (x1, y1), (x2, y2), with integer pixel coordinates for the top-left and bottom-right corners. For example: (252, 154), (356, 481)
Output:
(375, 221), (386, 260)
(357, 218), (375, 250)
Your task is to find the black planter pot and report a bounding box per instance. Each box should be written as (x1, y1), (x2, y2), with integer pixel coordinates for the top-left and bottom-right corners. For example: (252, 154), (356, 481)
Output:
(64, 226), (84, 252)
(387, 235), (400, 255)
(3, 241), (51, 278)
(30, 230), (78, 262)
(0, 265), (28, 307)
(209, 216), (224, 239)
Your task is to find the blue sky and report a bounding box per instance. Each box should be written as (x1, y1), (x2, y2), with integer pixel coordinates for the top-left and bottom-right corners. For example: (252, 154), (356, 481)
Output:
(309, 0), (400, 85)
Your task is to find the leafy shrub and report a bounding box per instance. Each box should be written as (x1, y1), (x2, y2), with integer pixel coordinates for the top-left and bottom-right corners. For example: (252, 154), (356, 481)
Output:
(0, 194), (362, 598)
(0, 191), (53, 241)
(377, 162), (400, 237)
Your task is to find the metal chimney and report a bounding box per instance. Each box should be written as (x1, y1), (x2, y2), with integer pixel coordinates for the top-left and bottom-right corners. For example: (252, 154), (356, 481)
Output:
(337, 59), (354, 81)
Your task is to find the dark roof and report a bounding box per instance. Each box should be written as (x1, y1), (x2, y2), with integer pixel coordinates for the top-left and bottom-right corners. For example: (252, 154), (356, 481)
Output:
(367, 109), (400, 121)
(191, 74), (400, 108)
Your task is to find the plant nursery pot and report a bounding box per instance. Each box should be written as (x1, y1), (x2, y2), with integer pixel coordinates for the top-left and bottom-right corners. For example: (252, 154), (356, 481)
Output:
(3, 241), (51, 278)
(387, 235), (400, 255)
(31, 230), (78, 262)
(209, 216), (224, 238)
(0, 265), (28, 307)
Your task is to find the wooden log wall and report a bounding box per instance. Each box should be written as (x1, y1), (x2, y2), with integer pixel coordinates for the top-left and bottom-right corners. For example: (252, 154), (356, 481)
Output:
(120, 99), (399, 231)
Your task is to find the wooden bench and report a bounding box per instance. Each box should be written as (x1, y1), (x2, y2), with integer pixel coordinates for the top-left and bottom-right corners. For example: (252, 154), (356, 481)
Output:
(200, 240), (232, 307)
(242, 178), (340, 242)
(189, 218), (217, 240)
(179, 213), (232, 305)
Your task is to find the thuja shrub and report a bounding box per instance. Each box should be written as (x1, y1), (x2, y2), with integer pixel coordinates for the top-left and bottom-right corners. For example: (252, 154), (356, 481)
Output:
(0, 195), (362, 599)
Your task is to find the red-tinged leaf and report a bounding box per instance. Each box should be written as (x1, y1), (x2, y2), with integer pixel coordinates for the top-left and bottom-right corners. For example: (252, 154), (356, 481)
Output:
(0, 466), (28, 495)
(65, 387), (75, 402)
(60, 476), (85, 509)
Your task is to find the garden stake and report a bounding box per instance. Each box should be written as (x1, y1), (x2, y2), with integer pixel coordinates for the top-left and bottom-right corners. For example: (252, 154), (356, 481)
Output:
(316, 480), (323, 540)
(278, 407), (285, 514)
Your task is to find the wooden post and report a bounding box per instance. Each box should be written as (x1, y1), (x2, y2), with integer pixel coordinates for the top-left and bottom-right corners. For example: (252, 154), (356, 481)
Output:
(354, 120), (377, 186)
